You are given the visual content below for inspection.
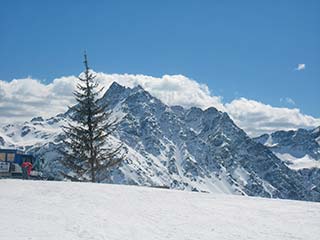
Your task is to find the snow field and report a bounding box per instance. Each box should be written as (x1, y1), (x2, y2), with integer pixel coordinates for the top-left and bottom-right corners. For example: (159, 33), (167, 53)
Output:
(0, 179), (319, 240)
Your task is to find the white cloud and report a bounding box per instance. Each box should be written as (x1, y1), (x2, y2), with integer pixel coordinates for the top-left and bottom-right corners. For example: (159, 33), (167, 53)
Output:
(0, 72), (319, 136)
(280, 97), (295, 105)
(295, 64), (305, 71)
(94, 72), (225, 111)
(0, 76), (77, 123)
(225, 98), (320, 136)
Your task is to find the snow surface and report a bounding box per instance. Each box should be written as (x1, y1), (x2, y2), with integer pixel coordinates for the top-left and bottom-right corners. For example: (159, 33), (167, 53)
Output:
(0, 179), (319, 240)
(275, 153), (320, 170)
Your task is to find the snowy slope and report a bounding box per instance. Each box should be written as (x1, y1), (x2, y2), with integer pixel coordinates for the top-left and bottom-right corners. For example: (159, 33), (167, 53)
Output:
(274, 153), (320, 170)
(0, 179), (319, 240)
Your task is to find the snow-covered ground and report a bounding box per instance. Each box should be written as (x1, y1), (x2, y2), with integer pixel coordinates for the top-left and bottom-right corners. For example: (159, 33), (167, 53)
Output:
(0, 179), (319, 240)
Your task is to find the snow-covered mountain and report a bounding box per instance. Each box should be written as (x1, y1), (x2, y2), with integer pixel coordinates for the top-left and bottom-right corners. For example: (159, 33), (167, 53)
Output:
(254, 128), (320, 170)
(1, 82), (320, 201)
(254, 127), (320, 201)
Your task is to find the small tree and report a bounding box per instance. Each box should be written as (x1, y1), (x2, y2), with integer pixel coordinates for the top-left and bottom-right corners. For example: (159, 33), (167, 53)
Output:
(60, 53), (125, 182)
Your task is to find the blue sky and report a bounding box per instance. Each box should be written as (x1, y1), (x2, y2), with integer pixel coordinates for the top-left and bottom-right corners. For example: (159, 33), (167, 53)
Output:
(0, 0), (319, 118)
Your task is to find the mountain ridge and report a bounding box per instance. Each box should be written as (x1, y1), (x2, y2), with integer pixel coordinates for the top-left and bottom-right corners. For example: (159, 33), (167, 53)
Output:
(1, 82), (319, 201)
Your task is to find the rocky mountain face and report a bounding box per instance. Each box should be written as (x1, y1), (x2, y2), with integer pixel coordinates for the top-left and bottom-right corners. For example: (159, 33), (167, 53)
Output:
(254, 128), (320, 170)
(254, 128), (320, 200)
(254, 128), (320, 165)
(1, 82), (319, 202)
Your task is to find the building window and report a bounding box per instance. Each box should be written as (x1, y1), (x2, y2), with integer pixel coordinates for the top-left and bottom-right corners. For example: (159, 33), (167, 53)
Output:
(7, 153), (15, 161)
(0, 153), (5, 161)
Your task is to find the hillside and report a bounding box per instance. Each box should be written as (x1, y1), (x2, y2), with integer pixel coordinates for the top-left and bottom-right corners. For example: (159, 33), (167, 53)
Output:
(0, 179), (319, 240)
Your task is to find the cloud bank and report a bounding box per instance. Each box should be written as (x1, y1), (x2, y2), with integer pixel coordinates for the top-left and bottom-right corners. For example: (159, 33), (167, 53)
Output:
(225, 98), (319, 136)
(0, 76), (77, 121)
(0, 72), (319, 136)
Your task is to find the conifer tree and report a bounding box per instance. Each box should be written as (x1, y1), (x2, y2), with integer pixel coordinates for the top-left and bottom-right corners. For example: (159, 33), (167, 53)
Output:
(60, 53), (125, 182)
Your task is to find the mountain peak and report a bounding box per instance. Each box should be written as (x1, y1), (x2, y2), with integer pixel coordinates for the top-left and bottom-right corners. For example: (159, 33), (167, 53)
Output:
(312, 126), (320, 134)
(31, 116), (44, 122)
(108, 81), (127, 92)
(102, 81), (126, 99)
(132, 84), (146, 93)
(100, 82), (130, 108)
